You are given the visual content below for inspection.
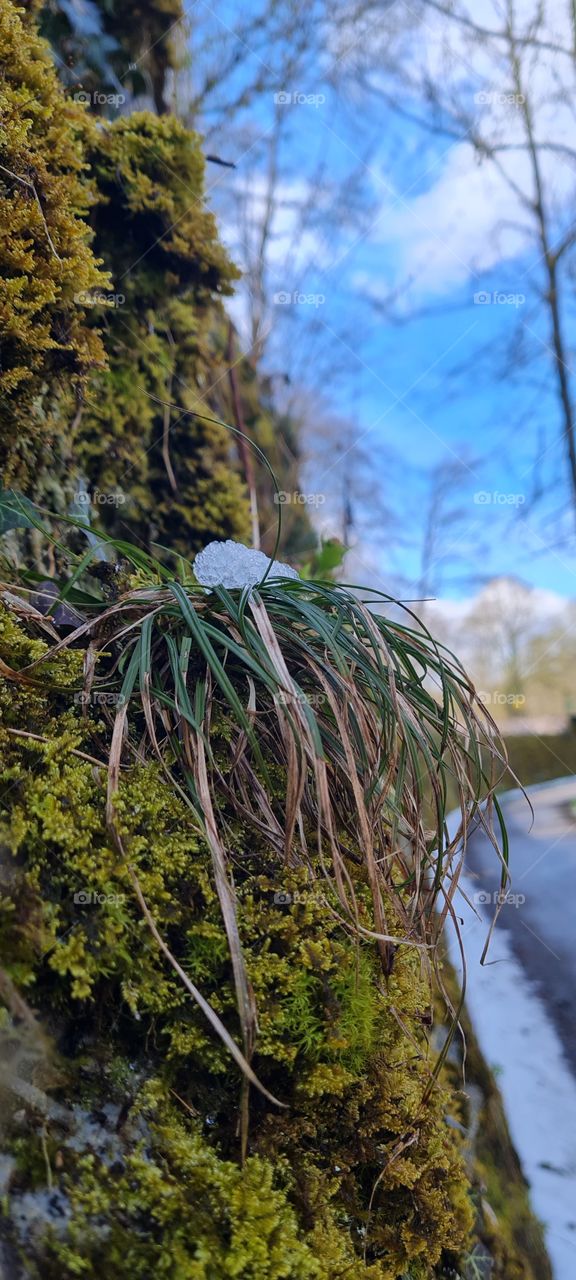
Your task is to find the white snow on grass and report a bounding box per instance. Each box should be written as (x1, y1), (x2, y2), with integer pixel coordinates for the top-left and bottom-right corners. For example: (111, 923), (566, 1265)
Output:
(194, 540), (298, 589)
(447, 867), (576, 1278)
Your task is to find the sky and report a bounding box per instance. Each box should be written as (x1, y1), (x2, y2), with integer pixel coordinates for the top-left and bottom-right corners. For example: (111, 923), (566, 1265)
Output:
(196, 0), (576, 604)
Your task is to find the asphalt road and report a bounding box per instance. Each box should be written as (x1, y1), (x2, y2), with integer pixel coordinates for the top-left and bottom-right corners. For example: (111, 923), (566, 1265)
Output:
(466, 778), (576, 1076)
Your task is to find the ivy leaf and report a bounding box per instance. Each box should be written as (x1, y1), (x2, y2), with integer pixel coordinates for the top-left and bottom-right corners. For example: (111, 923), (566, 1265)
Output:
(300, 538), (347, 580)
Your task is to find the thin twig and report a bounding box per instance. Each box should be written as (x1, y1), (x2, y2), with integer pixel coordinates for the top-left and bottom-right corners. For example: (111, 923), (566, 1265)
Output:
(0, 163), (61, 260)
(5, 727), (109, 769)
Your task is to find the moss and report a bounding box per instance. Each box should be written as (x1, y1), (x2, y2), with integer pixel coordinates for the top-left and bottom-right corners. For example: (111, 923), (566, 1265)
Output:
(0, 607), (477, 1277)
(0, 3), (251, 556)
(71, 112), (250, 554)
(40, 1116), (326, 1279)
(0, 0), (109, 485)
(0, 3), (317, 569)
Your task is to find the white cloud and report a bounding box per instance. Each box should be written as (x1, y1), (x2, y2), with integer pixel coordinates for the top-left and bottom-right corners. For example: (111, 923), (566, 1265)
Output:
(428, 576), (569, 629)
(378, 145), (534, 295)
(365, 0), (576, 299)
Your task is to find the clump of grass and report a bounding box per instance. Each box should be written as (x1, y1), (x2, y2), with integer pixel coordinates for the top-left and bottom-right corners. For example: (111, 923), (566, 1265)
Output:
(0, 490), (510, 1109)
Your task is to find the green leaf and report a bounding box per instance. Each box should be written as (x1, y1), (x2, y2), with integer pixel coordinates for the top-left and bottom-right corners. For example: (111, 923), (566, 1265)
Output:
(0, 488), (36, 534)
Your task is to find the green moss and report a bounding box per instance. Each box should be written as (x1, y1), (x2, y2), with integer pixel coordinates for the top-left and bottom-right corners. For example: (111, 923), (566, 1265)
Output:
(0, 2), (317, 569)
(0, 0), (109, 485)
(42, 1115), (326, 1279)
(0, 3), (251, 556)
(70, 112), (250, 554)
(0, 609), (474, 1277)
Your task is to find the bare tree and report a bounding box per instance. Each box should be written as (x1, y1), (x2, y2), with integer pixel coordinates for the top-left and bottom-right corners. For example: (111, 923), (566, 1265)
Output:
(335, 0), (576, 529)
(169, 0), (576, 573)
(410, 457), (488, 618)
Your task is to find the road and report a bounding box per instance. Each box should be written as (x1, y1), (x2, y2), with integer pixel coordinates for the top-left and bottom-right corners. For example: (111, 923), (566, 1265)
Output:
(466, 777), (576, 1075)
(447, 779), (576, 1277)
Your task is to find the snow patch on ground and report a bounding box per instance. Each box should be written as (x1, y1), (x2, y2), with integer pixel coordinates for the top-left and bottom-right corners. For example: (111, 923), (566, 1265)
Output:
(447, 869), (576, 1278)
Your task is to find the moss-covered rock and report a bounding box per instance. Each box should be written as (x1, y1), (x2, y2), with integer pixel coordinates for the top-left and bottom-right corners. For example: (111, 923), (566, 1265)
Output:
(0, 1), (251, 558)
(0, 0), (319, 569)
(0, 607), (475, 1277)
(0, 0), (108, 483)
(72, 111), (250, 554)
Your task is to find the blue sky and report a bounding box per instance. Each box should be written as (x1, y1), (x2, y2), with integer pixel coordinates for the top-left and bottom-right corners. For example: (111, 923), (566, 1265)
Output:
(199, 0), (576, 601)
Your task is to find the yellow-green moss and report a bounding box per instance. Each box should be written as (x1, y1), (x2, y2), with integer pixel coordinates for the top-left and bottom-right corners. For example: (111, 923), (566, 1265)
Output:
(0, 2), (314, 567)
(0, 609), (473, 1277)
(0, 2), (250, 553)
(71, 112), (250, 554)
(42, 1117), (326, 1279)
(0, 0), (109, 482)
